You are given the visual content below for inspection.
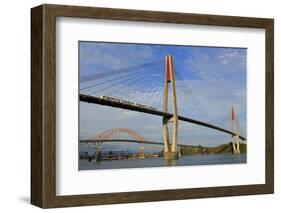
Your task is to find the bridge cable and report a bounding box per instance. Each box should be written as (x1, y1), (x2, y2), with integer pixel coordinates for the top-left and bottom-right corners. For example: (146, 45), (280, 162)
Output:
(80, 59), (164, 83)
(105, 65), (163, 102)
(87, 67), (160, 95)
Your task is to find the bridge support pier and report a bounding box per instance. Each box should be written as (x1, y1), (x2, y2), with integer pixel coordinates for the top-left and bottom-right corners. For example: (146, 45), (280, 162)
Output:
(163, 55), (179, 160)
(232, 135), (240, 154)
(95, 149), (102, 162)
(230, 107), (240, 154)
(94, 142), (103, 162)
(139, 146), (145, 159)
(164, 151), (179, 160)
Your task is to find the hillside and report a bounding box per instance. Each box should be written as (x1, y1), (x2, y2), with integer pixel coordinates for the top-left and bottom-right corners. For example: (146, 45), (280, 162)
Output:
(181, 142), (246, 155)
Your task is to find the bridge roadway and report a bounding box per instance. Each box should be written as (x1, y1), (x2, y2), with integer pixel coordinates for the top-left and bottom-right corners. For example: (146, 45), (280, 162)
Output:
(80, 139), (194, 148)
(80, 94), (246, 141)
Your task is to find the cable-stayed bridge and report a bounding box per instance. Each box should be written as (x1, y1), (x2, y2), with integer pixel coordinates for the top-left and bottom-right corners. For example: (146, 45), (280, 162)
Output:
(80, 55), (246, 160)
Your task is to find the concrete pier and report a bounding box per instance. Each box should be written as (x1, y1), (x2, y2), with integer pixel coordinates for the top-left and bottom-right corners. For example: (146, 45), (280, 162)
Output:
(95, 149), (102, 162)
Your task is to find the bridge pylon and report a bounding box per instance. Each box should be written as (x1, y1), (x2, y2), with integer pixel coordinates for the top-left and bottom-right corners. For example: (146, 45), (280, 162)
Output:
(163, 55), (179, 160)
(230, 106), (240, 154)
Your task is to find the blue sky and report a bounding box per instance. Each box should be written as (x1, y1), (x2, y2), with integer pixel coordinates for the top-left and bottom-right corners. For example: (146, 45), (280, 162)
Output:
(79, 41), (246, 148)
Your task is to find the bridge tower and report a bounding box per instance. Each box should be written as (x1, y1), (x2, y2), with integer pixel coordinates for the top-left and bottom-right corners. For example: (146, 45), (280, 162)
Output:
(230, 107), (240, 154)
(163, 55), (179, 160)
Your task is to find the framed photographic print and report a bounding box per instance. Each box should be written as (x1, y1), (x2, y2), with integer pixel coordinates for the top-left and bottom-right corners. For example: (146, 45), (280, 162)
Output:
(31, 4), (274, 208)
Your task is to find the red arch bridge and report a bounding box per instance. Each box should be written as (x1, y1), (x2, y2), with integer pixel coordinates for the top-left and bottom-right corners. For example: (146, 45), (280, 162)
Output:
(80, 128), (196, 161)
(80, 128), (191, 149)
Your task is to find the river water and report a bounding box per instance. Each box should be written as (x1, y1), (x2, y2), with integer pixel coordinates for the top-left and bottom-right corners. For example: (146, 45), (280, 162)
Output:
(79, 153), (246, 170)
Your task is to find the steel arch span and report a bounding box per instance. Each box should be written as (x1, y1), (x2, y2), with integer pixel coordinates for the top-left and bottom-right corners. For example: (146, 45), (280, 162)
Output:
(89, 128), (145, 141)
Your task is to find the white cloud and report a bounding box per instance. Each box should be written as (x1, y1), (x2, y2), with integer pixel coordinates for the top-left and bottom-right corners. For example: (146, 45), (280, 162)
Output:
(185, 48), (246, 79)
(220, 59), (228, 64)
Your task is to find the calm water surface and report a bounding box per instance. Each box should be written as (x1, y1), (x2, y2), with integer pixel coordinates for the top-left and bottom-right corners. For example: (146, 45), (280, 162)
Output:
(79, 153), (246, 170)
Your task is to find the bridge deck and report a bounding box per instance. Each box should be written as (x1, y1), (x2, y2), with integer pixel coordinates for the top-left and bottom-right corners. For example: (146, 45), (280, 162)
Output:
(80, 94), (246, 141)
(80, 139), (193, 147)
